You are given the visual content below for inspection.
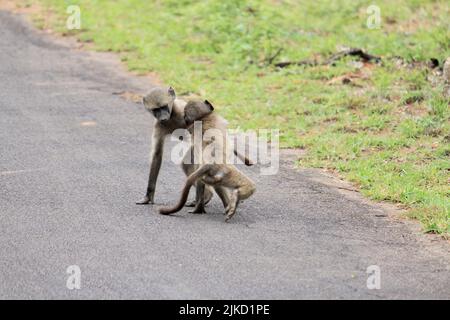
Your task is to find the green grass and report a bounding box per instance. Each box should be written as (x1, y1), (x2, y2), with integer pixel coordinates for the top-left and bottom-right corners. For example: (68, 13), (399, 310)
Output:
(22, 0), (449, 236)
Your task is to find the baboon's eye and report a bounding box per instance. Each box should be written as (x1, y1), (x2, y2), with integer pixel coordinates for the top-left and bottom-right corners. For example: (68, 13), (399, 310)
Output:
(153, 105), (168, 114)
(152, 105), (171, 121)
(152, 108), (161, 116)
(161, 105), (169, 113)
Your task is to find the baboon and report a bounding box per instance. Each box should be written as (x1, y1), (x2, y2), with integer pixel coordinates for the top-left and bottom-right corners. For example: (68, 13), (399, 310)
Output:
(136, 87), (252, 207)
(159, 100), (256, 221)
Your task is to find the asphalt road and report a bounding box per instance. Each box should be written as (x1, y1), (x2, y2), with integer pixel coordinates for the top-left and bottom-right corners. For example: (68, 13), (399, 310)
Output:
(0, 11), (448, 299)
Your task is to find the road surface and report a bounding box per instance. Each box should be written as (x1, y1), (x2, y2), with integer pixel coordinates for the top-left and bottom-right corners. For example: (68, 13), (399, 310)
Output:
(0, 10), (448, 299)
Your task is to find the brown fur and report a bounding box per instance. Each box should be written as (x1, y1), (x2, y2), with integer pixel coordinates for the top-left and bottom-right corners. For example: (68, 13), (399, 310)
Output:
(159, 163), (255, 221)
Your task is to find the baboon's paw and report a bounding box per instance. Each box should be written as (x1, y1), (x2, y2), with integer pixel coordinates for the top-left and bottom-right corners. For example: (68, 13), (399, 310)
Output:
(184, 200), (196, 207)
(185, 198), (211, 207)
(189, 208), (207, 214)
(136, 196), (153, 205)
(225, 211), (236, 222)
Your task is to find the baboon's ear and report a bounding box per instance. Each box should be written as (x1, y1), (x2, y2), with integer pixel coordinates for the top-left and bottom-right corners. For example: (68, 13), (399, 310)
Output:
(204, 100), (214, 111)
(168, 86), (176, 98)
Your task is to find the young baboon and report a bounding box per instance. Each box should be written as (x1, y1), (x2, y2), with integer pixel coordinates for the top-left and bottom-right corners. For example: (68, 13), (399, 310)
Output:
(159, 100), (256, 221)
(183, 100), (250, 213)
(159, 164), (256, 221)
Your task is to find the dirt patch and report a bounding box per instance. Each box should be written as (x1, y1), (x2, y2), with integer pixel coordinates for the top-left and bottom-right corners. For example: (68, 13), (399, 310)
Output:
(112, 91), (143, 104)
(0, 0), (17, 11)
(401, 103), (429, 118)
(327, 62), (375, 87)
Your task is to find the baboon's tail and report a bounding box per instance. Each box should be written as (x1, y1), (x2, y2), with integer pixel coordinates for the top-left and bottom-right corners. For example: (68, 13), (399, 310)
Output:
(233, 149), (254, 166)
(159, 165), (212, 215)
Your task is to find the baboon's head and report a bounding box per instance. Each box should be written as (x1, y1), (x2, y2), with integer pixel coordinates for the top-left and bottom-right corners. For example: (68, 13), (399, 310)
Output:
(184, 100), (214, 126)
(142, 86), (176, 123)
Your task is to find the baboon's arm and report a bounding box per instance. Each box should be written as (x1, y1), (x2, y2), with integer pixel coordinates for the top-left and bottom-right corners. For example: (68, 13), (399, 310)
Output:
(136, 128), (165, 205)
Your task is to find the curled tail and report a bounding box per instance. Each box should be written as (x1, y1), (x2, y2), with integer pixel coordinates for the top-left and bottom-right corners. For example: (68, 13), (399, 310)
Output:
(159, 164), (212, 215)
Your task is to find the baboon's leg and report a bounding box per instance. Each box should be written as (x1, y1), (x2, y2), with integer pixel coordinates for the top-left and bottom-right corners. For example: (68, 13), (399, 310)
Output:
(182, 154), (198, 207)
(183, 181), (212, 207)
(213, 186), (230, 213)
(189, 182), (207, 214)
(237, 183), (256, 201)
(203, 186), (213, 204)
(225, 189), (239, 222)
(181, 148), (196, 175)
(184, 188), (213, 207)
(182, 148), (212, 206)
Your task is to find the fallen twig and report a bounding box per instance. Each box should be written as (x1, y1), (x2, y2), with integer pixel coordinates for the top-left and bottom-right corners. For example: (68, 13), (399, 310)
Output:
(274, 48), (381, 69)
(274, 59), (318, 68)
(265, 48), (283, 66)
(325, 48), (381, 65)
